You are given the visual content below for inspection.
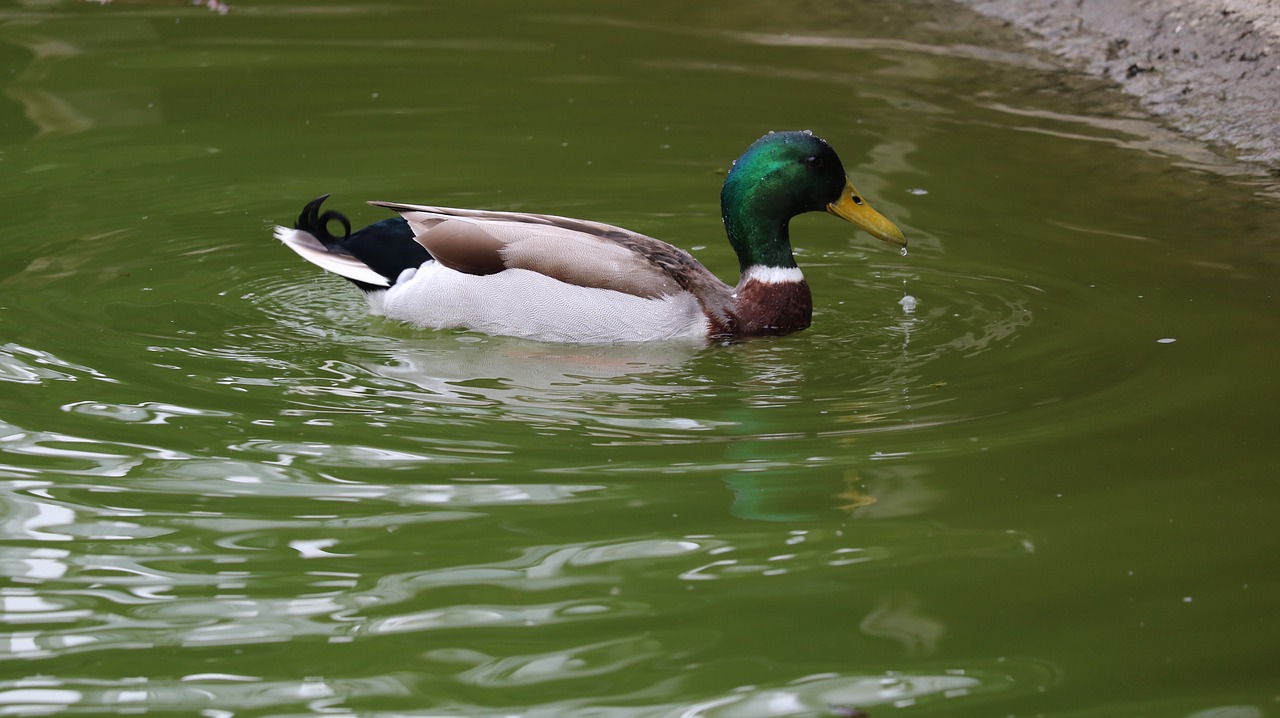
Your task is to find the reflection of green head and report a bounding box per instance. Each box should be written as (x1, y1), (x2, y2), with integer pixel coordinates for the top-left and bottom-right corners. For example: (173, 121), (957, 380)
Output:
(720, 131), (850, 272)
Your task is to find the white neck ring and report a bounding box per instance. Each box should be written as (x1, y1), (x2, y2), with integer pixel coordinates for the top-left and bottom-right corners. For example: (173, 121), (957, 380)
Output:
(742, 265), (805, 284)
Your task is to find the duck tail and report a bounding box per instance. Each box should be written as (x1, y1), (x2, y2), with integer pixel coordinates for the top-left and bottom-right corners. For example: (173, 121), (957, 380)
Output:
(274, 194), (430, 292)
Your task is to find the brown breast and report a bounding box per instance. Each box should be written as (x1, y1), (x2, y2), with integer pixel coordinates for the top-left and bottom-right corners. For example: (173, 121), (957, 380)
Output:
(710, 279), (813, 339)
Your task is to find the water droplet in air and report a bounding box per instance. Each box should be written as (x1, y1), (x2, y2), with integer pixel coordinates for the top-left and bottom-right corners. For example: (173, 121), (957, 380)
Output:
(899, 295), (917, 313)
(899, 246), (908, 257)
(1157, 337), (1176, 344)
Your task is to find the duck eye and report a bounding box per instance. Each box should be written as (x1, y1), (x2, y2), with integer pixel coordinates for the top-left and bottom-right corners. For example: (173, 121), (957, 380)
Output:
(802, 155), (822, 169)
(851, 195), (864, 205)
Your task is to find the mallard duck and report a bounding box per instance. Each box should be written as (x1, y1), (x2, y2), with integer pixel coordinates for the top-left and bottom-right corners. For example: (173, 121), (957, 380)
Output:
(274, 130), (906, 343)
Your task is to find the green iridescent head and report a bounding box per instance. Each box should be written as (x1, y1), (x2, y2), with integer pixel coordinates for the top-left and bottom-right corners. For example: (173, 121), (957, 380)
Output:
(720, 131), (907, 272)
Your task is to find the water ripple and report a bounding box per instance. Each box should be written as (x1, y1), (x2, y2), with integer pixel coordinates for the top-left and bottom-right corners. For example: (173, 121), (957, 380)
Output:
(0, 343), (119, 386)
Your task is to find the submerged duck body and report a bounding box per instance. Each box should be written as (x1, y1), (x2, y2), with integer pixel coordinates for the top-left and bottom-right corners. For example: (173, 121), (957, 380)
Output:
(274, 131), (906, 343)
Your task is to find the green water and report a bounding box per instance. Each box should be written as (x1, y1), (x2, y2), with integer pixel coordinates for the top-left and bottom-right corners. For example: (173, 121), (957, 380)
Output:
(1, 0), (1277, 716)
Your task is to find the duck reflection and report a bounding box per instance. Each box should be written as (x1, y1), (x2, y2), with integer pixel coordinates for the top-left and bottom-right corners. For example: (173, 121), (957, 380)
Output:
(366, 338), (705, 416)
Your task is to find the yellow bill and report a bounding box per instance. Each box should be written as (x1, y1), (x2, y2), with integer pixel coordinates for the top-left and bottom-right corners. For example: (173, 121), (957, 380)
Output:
(826, 179), (907, 247)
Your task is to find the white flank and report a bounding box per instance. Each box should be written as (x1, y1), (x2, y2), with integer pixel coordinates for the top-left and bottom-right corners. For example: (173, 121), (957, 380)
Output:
(381, 262), (709, 343)
(273, 226), (391, 288)
(742, 265), (805, 284)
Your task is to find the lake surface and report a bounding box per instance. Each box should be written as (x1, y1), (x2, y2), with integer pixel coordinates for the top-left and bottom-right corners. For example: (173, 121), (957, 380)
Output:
(1, 1), (1277, 716)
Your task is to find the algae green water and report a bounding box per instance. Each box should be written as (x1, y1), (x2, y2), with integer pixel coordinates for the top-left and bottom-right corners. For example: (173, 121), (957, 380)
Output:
(1, 1), (1277, 716)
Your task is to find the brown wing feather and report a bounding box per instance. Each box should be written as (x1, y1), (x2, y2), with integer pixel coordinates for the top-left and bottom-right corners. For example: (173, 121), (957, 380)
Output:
(371, 202), (733, 305)
(416, 220), (507, 275)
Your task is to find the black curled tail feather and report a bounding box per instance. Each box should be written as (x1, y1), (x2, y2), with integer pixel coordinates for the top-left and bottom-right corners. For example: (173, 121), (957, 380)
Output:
(296, 194), (354, 250)
(291, 194), (430, 288)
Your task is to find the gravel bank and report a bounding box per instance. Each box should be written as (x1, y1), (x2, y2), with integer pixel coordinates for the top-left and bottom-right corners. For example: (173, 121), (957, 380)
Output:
(950, 0), (1280, 169)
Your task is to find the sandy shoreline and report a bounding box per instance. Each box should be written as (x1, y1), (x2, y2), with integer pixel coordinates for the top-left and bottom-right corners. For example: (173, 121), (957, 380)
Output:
(951, 0), (1280, 170)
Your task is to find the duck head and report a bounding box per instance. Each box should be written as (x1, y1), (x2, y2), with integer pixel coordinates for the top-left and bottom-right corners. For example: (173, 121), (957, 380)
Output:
(721, 131), (906, 272)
